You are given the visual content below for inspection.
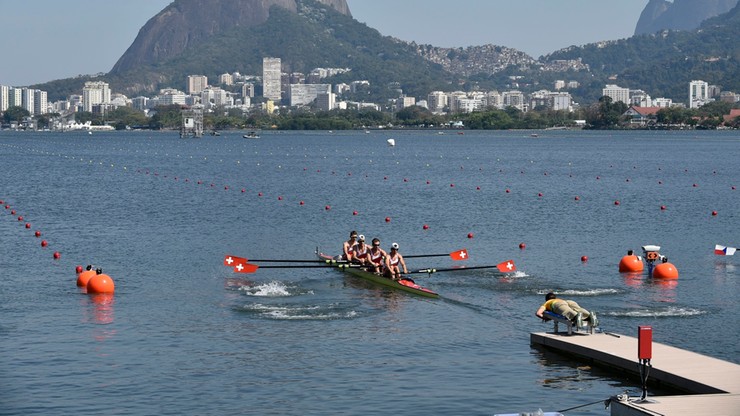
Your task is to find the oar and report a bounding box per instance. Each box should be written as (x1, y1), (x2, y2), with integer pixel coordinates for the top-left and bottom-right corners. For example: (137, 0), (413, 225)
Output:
(410, 260), (516, 274)
(405, 249), (468, 261)
(225, 254), (347, 265)
(233, 263), (360, 274)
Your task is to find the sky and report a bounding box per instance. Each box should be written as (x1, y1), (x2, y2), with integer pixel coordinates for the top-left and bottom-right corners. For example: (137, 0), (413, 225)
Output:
(0, 0), (648, 87)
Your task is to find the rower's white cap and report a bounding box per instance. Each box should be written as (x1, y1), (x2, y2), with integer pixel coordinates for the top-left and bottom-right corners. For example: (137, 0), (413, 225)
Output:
(358, 235), (365, 241)
(391, 242), (399, 250)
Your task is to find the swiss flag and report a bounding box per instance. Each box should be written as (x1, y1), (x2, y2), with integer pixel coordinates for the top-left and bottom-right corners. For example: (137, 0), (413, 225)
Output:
(450, 249), (469, 261)
(233, 258), (259, 273)
(224, 255), (247, 266)
(497, 260), (516, 273)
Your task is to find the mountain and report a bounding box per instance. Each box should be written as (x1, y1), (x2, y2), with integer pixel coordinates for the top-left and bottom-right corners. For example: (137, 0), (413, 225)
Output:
(103, 0), (461, 99)
(635, 0), (739, 35)
(543, 3), (740, 102)
(111, 0), (350, 75)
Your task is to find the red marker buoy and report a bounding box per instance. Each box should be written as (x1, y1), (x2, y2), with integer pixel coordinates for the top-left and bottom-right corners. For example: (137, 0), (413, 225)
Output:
(352, 210), (358, 216)
(581, 256), (588, 262)
(35, 231), (41, 237)
(505, 189), (510, 193)
(241, 188), (246, 193)
(467, 233), (474, 239)
(574, 196), (580, 201)
(53, 251), (61, 260)
(277, 196), (283, 201)
(87, 269), (115, 294)
(519, 243), (526, 249)
(538, 192), (543, 197)
(325, 205), (331, 211)
(712, 210), (718, 216)
(450, 183), (455, 187)
(299, 201), (305, 205)
(25, 223), (31, 229)
(476, 186), (480, 190)
(423, 224), (429, 230)
(258, 192), (263, 197)
(75, 265), (84, 274)
(614, 200), (620, 206)
(660, 205), (666, 210)
(41, 240), (48, 247)
(385, 217), (391, 222)
(17, 216), (23, 221)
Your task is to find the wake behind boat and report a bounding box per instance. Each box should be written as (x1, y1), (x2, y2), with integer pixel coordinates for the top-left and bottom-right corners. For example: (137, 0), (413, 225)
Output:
(316, 249), (439, 298)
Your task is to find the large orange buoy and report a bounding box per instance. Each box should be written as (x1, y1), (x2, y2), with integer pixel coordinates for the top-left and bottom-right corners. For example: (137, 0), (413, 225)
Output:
(653, 261), (679, 279)
(76, 265), (96, 287)
(619, 255), (644, 272)
(87, 269), (115, 294)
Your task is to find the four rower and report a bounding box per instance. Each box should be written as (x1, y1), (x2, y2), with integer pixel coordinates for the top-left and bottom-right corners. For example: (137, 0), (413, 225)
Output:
(342, 231), (358, 261)
(384, 242), (408, 280)
(367, 238), (387, 274)
(352, 235), (372, 268)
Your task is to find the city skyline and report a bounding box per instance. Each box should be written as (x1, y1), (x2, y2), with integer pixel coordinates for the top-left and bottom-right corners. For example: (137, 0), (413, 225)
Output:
(0, 0), (647, 86)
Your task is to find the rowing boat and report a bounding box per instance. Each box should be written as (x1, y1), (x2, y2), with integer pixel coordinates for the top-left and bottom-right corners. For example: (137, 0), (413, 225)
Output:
(316, 250), (439, 298)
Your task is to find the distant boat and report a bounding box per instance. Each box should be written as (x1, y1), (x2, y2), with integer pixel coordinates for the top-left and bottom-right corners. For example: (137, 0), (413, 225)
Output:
(210, 131), (221, 136)
(530, 133), (539, 138)
(243, 131), (260, 139)
(387, 138), (395, 147)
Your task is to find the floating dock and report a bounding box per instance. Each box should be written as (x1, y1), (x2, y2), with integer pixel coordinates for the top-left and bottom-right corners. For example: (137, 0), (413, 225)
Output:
(530, 331), (740, 415)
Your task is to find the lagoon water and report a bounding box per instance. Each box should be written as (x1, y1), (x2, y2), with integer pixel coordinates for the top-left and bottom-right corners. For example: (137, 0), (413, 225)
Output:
(0, 129), (738, 415)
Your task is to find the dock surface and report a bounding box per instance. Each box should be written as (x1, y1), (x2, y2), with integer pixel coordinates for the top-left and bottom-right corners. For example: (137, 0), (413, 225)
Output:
(531, 331), (740, 415)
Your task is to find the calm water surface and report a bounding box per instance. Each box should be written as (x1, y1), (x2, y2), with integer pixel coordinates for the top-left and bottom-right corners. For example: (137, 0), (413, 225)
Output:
(0, 129), (738, 415)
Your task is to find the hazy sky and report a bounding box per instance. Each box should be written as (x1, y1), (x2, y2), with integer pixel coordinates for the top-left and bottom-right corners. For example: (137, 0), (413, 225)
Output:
(0, 0), (648, 87)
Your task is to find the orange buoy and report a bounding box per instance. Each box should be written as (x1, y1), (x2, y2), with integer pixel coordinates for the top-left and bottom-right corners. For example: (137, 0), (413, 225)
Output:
(619, 255), (644, 272)
(77, 266), (96, 287)
(87, 269), (115, 294)
(653, 262), (678, 279)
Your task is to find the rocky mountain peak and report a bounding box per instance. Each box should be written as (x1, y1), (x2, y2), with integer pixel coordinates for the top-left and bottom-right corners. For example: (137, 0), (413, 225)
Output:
(110, 0), (350, 75)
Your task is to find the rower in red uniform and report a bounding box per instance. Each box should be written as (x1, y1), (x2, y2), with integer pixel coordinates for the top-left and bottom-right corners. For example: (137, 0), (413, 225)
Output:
(384, 242), (408, 280)
(352, 235), (372, 267)
(342, 231), (358, 261)
(367, 238), (387, 274)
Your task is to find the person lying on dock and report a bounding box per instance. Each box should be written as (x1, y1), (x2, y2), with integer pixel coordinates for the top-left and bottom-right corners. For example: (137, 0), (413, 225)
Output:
(384, 243), (408, 280)
(536, 292), (597, 327)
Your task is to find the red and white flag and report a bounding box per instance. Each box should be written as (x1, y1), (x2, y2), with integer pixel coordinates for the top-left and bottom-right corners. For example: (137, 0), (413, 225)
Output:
(450, 249), (469, 261)
(233, 259), (259, 273)
(224, 255), (247, 266)
(497, 260), (516, 273)
(714, 245), (736, 256)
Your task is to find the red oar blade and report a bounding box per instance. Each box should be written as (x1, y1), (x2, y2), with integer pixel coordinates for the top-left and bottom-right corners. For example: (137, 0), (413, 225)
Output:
(450, 249), (469, 261)
(224, 254), (247, 266)
(234, 261), (259, 273)
(497, 260), (516, 273)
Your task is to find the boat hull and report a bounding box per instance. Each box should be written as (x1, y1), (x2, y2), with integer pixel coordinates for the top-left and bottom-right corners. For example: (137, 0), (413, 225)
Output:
(317, 251), (439, 298)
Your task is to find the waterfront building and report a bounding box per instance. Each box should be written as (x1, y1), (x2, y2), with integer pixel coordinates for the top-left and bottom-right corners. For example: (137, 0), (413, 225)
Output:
(653, 97), (673, 108)
(554, 80), (566, 90)
(82, 81), (111, 112)
(33, 90), (48, 115)
(157, 88), (187, 106)
(288, 84), (331, 107)
(263, 57), (282, 101)
(503, 90), (525, 111)
(21, 88), (35, 115)
(602, 84), (630, 104)
(689, 80), (710, 108)
(187, 75), (208, 94)
(396, 96), (416, 111)
(316, 92), (336, 111)
(427, 91), (448, 113)
(0, 85), (8, 112)
(9, 87), (22, 107)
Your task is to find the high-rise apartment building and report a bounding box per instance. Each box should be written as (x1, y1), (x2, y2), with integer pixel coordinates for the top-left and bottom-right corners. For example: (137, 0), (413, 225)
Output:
(263, 57), (282, 101)
(689, 80), (709, 108)
(0, 85), (8, 112)
(34, 90), (47, 115)
(187, 75), (208, 94)
(21, 88), (35, 115)
(82, 81), (111, 112)
(602, 84), (630, 104)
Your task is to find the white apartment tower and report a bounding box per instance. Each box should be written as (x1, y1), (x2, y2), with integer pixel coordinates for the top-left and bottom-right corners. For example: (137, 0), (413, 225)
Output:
(34, 90), (48, 115)
(82, 81), (111, 112)
(0, 85), (8, 112)
(689, 80), (709, 108)
(21, 88), (35, 115)
(187, 75), (208, 94)
(263, 57), (282, 101)
(427, 91), (448, 113)
(602, 84), (630, 104)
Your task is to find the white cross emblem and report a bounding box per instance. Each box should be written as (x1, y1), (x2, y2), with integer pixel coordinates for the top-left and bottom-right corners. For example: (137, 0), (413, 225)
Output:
(226, 256), (234, 265)
(506, 262), (514, 270)
(458, 251), (466, 259)
(235, 263), (244, 272)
